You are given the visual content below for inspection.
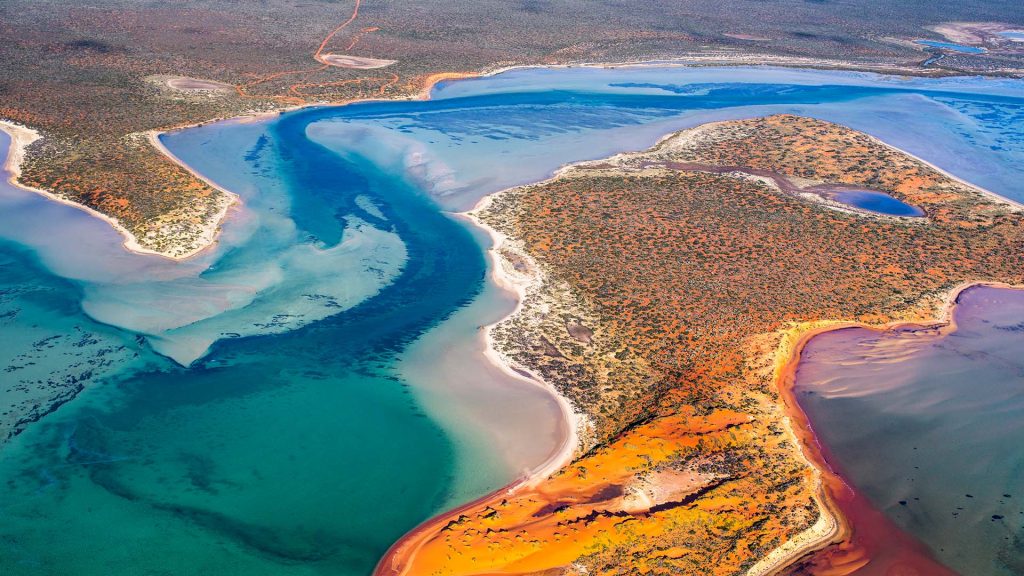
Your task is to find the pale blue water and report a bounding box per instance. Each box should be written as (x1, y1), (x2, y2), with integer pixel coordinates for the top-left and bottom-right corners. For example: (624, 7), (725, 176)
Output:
(916, 40), (988, 54)
(0, 66), (1023, 575)
(999, 31), (1024, 41)
(830, 190), (925, 217)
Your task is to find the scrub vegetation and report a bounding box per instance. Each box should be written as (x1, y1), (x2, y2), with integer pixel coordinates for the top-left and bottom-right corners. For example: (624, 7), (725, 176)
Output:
(379, 115), (1024, 575)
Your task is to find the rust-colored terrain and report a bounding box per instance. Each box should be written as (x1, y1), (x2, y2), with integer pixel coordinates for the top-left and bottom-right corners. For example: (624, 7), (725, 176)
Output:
(376, 115), (1024, 575)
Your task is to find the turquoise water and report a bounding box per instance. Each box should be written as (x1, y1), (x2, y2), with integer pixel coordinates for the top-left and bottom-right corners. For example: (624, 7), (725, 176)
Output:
(916, 40), (988, 54)
(795, 287), (1024, 575)
(1, 67), (1023, 575)
(0, 237), (147, 442)
(829, 190), (925, 217)
(0, 129), (478, 575)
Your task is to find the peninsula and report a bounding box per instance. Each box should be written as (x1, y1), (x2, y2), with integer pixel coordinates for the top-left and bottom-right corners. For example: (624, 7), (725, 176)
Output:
(377, 114), (1024, 575)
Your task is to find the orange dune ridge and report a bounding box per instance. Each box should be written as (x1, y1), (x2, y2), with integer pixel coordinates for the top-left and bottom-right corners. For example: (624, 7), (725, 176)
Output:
(379, 408), (777, 576)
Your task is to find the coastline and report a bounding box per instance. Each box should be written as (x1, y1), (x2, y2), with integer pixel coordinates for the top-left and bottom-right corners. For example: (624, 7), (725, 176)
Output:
(427, 134), (855, 576)
(372, 112), (1024, 574)
(142, 130), (240, 260)
(0, 120), (200, 261)
(651, 116), (1024, 213)
(860, 132), (1024, 212)
(457, 203), (583, 485)
(6, 60), (1024, 575)
(370, 111), (1024, 575)
(372, 205), (584, 576)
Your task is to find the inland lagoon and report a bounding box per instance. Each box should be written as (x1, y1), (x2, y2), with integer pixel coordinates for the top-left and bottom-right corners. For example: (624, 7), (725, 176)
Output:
(1, 66), (1024, 575)
(828, 189), (926, 217)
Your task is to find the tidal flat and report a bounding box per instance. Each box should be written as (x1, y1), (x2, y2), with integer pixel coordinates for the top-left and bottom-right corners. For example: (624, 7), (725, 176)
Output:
(0, 66), (1023, 575)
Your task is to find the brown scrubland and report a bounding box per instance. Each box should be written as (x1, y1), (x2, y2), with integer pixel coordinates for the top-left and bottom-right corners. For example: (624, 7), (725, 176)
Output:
(2, 0), (1022, 254)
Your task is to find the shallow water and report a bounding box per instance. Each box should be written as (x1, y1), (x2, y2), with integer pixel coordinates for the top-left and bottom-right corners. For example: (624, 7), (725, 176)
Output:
(1, 66), (1023, 575)
(916, 40), (987, 54)
(0, 128), (477, 575)
(796, 286), (1024, 575)
(829, 189), (925, 217)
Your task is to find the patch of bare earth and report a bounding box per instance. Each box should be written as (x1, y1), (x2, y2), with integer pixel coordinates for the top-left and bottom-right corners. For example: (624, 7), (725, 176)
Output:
(317, 53), (397, 69)
(160, 76), (233, 93)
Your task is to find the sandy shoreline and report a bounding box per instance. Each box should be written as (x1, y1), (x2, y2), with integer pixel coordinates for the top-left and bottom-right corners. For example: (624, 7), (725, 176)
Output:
(861, 132), (1024, 212)
(142, 130), (240, 260)
(0, 119), (241, 261)
(373, 207), (584, 576)
(366, 105), (1024, 575)
(0, 120), (199, 260)
(374, 116), (1024, 575)
(408, 136), (849, 576)
(457, 204), (583, 485)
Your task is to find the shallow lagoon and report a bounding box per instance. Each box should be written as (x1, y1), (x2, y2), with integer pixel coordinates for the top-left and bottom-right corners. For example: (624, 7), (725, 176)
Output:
(829, 189), (925, 217)
(916, 40), (987, 54)
(1, 66), (1023, 574)
(796, 286), (1024, 575)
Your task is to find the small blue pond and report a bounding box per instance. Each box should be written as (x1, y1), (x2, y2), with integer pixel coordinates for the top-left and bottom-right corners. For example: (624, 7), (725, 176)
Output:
(830, 190), (925, 217)
(999, 31), (1024, 41)
(916, 40), (987, 54)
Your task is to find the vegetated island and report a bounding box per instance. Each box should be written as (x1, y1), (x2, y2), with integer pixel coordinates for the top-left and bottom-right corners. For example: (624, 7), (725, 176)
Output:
(375, 114), (1024, 576)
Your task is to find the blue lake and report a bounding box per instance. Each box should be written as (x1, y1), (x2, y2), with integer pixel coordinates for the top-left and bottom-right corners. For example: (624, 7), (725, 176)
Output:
(1, 66), (1023, 575)
(830, 189), (925, 217)
(916, 40), (988, 54)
